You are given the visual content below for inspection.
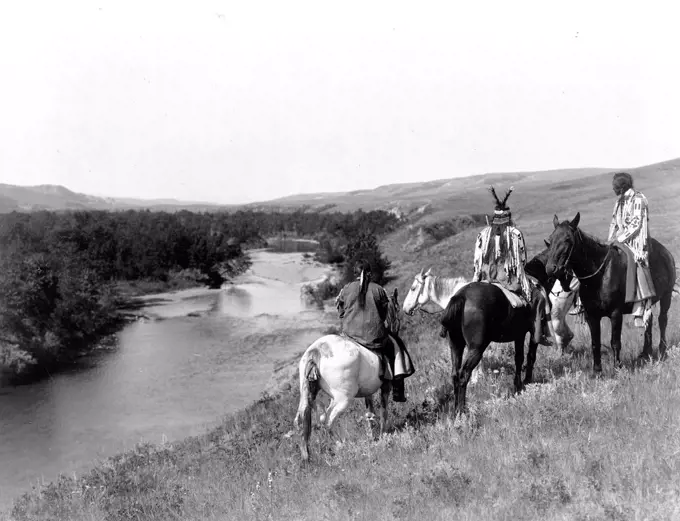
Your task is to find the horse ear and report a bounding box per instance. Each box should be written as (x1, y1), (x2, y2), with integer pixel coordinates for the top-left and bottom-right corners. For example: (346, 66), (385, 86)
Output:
(553, 214), (559, 229)
(570, 212), (580, 230)
(418, 267), (424, 277)
(425, 267), (432, 276)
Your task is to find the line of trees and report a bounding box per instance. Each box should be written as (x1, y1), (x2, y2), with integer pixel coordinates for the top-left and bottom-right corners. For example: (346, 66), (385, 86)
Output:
(0, 208), (400, 381)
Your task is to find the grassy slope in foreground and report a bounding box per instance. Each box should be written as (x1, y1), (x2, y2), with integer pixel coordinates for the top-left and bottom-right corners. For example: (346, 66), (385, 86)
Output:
(7, 340), (680, 520)
(6, 162), (680, 520)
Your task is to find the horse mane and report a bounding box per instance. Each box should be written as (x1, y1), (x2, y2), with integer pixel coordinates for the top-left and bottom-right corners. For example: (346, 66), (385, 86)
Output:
(576, 228), (607, 248)
(432, 275), (467, 298)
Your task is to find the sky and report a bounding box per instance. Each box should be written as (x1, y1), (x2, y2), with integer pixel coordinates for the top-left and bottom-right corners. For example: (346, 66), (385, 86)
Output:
(0, 0), (678, 204)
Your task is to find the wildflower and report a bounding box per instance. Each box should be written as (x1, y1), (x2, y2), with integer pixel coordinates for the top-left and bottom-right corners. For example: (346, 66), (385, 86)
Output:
(268, 471), (273, 490)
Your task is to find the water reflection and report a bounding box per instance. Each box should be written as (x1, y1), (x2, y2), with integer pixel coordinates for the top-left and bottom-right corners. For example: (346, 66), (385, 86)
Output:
(219, 279), (304, 317)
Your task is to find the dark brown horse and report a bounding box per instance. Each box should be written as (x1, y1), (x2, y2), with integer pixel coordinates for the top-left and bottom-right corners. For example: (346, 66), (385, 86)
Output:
(544, 213), (676, 372)
(439, 281), (540, 416)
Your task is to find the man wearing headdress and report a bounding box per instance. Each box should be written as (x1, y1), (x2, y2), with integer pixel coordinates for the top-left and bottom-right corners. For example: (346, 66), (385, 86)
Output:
(335, 261), (415, 402)
(471, 186), (553, 346)
(607, 172), (655, 327)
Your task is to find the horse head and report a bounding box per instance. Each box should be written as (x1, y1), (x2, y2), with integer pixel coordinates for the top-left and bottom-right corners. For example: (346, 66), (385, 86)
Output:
(544, 212), (580, 288)
(402, 267), (433, 315)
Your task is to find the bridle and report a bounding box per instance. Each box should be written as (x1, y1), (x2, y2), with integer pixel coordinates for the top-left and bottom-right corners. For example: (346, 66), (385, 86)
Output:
(554, 227), (610, 282)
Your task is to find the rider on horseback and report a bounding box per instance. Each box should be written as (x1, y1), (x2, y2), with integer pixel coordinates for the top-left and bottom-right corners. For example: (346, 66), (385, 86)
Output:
(335, 261), (415, 402)
(471, 186), (553, 346)
(608, 172), (655, 327)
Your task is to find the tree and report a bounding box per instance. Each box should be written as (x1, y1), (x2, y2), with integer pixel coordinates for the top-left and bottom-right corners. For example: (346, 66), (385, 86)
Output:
(341, 232), (392, 286)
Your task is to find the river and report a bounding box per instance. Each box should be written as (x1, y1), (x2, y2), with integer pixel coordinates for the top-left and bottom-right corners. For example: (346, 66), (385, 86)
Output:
(0, 248), (335, 507)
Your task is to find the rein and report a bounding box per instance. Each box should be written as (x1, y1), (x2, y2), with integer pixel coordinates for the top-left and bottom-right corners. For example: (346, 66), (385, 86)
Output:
(565, 228), (611, 281)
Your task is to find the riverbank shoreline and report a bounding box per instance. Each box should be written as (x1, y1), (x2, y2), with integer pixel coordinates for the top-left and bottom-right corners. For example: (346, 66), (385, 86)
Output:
(0, 250), (341, 511)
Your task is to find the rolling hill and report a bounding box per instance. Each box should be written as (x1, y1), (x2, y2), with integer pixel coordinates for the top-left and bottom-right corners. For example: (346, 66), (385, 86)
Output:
(0, 184), (234, 213)
(1, 158), (677, 228)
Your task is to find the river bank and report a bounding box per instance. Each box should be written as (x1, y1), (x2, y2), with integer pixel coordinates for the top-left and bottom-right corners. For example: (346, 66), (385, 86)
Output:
(0, 250), (340, 509)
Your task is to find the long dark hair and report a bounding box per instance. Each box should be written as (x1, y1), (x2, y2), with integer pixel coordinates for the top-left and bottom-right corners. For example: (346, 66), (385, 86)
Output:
(357, 261), (372, 309)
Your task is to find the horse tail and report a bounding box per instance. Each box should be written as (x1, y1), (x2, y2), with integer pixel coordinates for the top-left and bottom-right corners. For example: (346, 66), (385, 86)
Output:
(294, 347), (321, 461)
(439, 293), (466, 338)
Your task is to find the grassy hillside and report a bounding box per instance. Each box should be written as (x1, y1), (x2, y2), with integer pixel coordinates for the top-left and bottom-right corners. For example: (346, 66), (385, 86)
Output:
(5, 163), (680, 520)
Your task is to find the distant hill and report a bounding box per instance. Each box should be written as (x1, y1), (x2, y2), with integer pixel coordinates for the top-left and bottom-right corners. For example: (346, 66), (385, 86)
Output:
(1, 158), (678, 220)
(0, 184), (236, 213)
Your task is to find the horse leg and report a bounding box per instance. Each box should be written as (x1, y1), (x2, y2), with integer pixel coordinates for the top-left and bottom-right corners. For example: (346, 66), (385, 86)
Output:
(524, 337), (538, 387)
(642, 313), (654, 361)
(379, 380), (391, 436)
(658, 292), (672, 360)
(586, 314), (603, 374)
(458, 346), (484, 415)
(320, 398), (335, 425)
(610, 311), (623, 368)
(364, 396), (376, 419)
(363, 396), (377, 437)
(447, 335), (465, 415)
(513, 336), (525, 393)
(325, 396), (352, 446)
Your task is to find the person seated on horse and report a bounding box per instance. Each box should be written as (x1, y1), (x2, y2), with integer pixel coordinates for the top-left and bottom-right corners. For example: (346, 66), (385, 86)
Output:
(607, 172), (655, 328)
(469, 186), (553, 346)
(335, 261), (415, 402)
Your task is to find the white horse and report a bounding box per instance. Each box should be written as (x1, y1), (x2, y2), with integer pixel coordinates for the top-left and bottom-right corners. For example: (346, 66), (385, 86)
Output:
(293, 271), (401, 461)
(293, 334), (391, 461)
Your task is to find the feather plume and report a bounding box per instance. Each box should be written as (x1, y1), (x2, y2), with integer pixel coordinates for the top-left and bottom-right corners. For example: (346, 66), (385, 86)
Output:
(488, 186), (502, 207)
(501, 186), (514, 208)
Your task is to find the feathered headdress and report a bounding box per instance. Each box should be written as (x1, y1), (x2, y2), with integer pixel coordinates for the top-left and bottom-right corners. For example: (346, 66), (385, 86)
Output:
(489, 185), (514, 211)
(488, 185), (514, 224)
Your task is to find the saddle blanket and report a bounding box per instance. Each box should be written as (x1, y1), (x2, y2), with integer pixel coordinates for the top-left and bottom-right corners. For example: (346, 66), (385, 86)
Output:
(611, 242), (656, 303)
(492, 283), (528, 308)
(458, 281), (528, 308)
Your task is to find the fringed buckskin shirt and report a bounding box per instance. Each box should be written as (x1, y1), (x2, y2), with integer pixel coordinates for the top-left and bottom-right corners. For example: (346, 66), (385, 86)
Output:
(607, 188), (650, 266)
(336, 280), (389, 349)
(472, 224), (533, 302)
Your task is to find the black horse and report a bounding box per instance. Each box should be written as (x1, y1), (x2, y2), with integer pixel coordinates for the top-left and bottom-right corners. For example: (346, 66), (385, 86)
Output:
(439, 278), (546, 416)
(544, 213), (676, 372)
